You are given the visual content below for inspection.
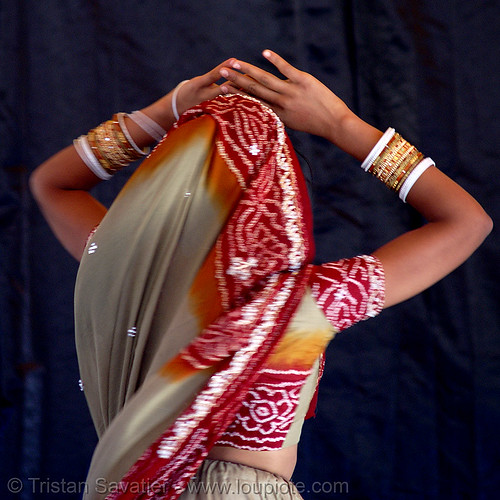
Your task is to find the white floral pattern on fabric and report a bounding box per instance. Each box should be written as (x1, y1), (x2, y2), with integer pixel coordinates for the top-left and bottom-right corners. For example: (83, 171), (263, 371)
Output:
(217, 368), (312, 450)
(310, 255), (385, 332)
(215, 256), (385, 452)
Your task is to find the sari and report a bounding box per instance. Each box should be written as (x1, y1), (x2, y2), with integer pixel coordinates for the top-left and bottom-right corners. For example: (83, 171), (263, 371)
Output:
(74, 95), (384, 499)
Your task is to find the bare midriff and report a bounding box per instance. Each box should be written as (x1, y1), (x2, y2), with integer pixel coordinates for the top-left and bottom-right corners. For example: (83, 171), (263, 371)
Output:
(207, 444), (298, 480)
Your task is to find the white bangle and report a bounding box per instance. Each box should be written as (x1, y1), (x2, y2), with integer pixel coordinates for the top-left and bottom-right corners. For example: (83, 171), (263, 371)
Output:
(398, 157), (435, 202)
(128, 110), (166, 142)
(116, 112), (149, 156)
(171, 80), (190, 121)
(74, 136), (112, 180)
(361, 127), (395, 171)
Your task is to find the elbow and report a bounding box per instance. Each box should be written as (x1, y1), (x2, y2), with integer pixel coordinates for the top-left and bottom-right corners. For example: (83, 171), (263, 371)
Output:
(475, 202), (493, 239)
(29, 167), (44, 204)
(29, 163), (54, 207)
(468, 204), (493, 247)
(480, 211), (493, 240)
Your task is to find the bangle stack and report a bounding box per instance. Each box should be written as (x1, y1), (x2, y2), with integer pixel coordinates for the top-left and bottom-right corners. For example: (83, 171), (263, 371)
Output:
(74, 113), (149, 180)
(361, 127), (434, 202)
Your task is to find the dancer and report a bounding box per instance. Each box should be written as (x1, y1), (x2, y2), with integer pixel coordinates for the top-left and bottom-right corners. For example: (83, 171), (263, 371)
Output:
(30, 52), (491, 499)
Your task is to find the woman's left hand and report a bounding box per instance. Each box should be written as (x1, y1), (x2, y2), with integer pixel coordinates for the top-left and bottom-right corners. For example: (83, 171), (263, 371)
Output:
(218, 50), (383, 161)
(174, 59), (237, 114)
(218, 50), (352, 143)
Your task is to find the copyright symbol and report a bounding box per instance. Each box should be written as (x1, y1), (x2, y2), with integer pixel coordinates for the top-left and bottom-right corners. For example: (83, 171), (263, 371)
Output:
(7, 477), (23, 493)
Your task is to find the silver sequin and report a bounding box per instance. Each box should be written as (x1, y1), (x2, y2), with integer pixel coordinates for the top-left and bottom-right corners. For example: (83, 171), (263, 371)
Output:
(88, 242), (98, 254)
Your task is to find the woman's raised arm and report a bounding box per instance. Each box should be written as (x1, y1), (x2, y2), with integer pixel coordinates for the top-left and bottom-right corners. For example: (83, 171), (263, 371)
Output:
(30, 59), (234, 261)
(220, 50), (493, 308)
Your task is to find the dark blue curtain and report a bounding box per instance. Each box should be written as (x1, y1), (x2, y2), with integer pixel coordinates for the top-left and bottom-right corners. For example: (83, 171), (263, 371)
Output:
(1, 1), (499, 498)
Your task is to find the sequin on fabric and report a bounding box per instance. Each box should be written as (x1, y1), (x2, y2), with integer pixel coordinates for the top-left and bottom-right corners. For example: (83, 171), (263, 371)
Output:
(85, 225), (99, 254)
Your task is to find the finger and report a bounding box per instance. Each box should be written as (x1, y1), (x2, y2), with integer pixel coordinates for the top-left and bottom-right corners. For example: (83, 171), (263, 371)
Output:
(224, 58), (289, 93)
(191, 83), (228, 106)
(261, 49), (301, 81)
(220, 82), (240, 94)
(199, 58), (237, 85)
(221, 84), (277, 113)
(219, 67), (283, 105)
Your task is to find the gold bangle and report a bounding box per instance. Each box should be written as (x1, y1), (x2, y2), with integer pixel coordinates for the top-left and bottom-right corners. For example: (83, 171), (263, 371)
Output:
(394, 153), (424, 191)
(91, 120), (142, 173)
(381, 144), (415, 186)
(111, 115), (144, 158)
(367, 132), (425, 193)
(81, 114), (148, 177)
(370, 134), (407, 180)
(385, 147), (421, 190)
(92, 123), (128, 172)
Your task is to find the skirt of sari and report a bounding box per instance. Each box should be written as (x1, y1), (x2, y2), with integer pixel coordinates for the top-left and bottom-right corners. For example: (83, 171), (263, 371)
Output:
(178, 459), (304, 499)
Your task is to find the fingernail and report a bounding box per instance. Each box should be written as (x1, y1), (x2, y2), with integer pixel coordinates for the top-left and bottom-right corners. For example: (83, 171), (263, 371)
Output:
(220, 85), (228, 94)
(263, 50), (271, 58)
(220, 69), (229, 78)
(232, 61), (241, 70)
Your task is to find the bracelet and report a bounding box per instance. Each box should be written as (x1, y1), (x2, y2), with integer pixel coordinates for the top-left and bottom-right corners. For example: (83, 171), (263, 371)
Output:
(398, 157), (434, 202)
(128, 110), (166, 141)
(74, 135), (112, 180)
(115, 113), (149, 155)
(171, 80), (190, 121)
(361, 127), (395, 172)
(362, 127), (434, 202)
(74, 113), (149, 179)
(88, 121), (138, 173)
